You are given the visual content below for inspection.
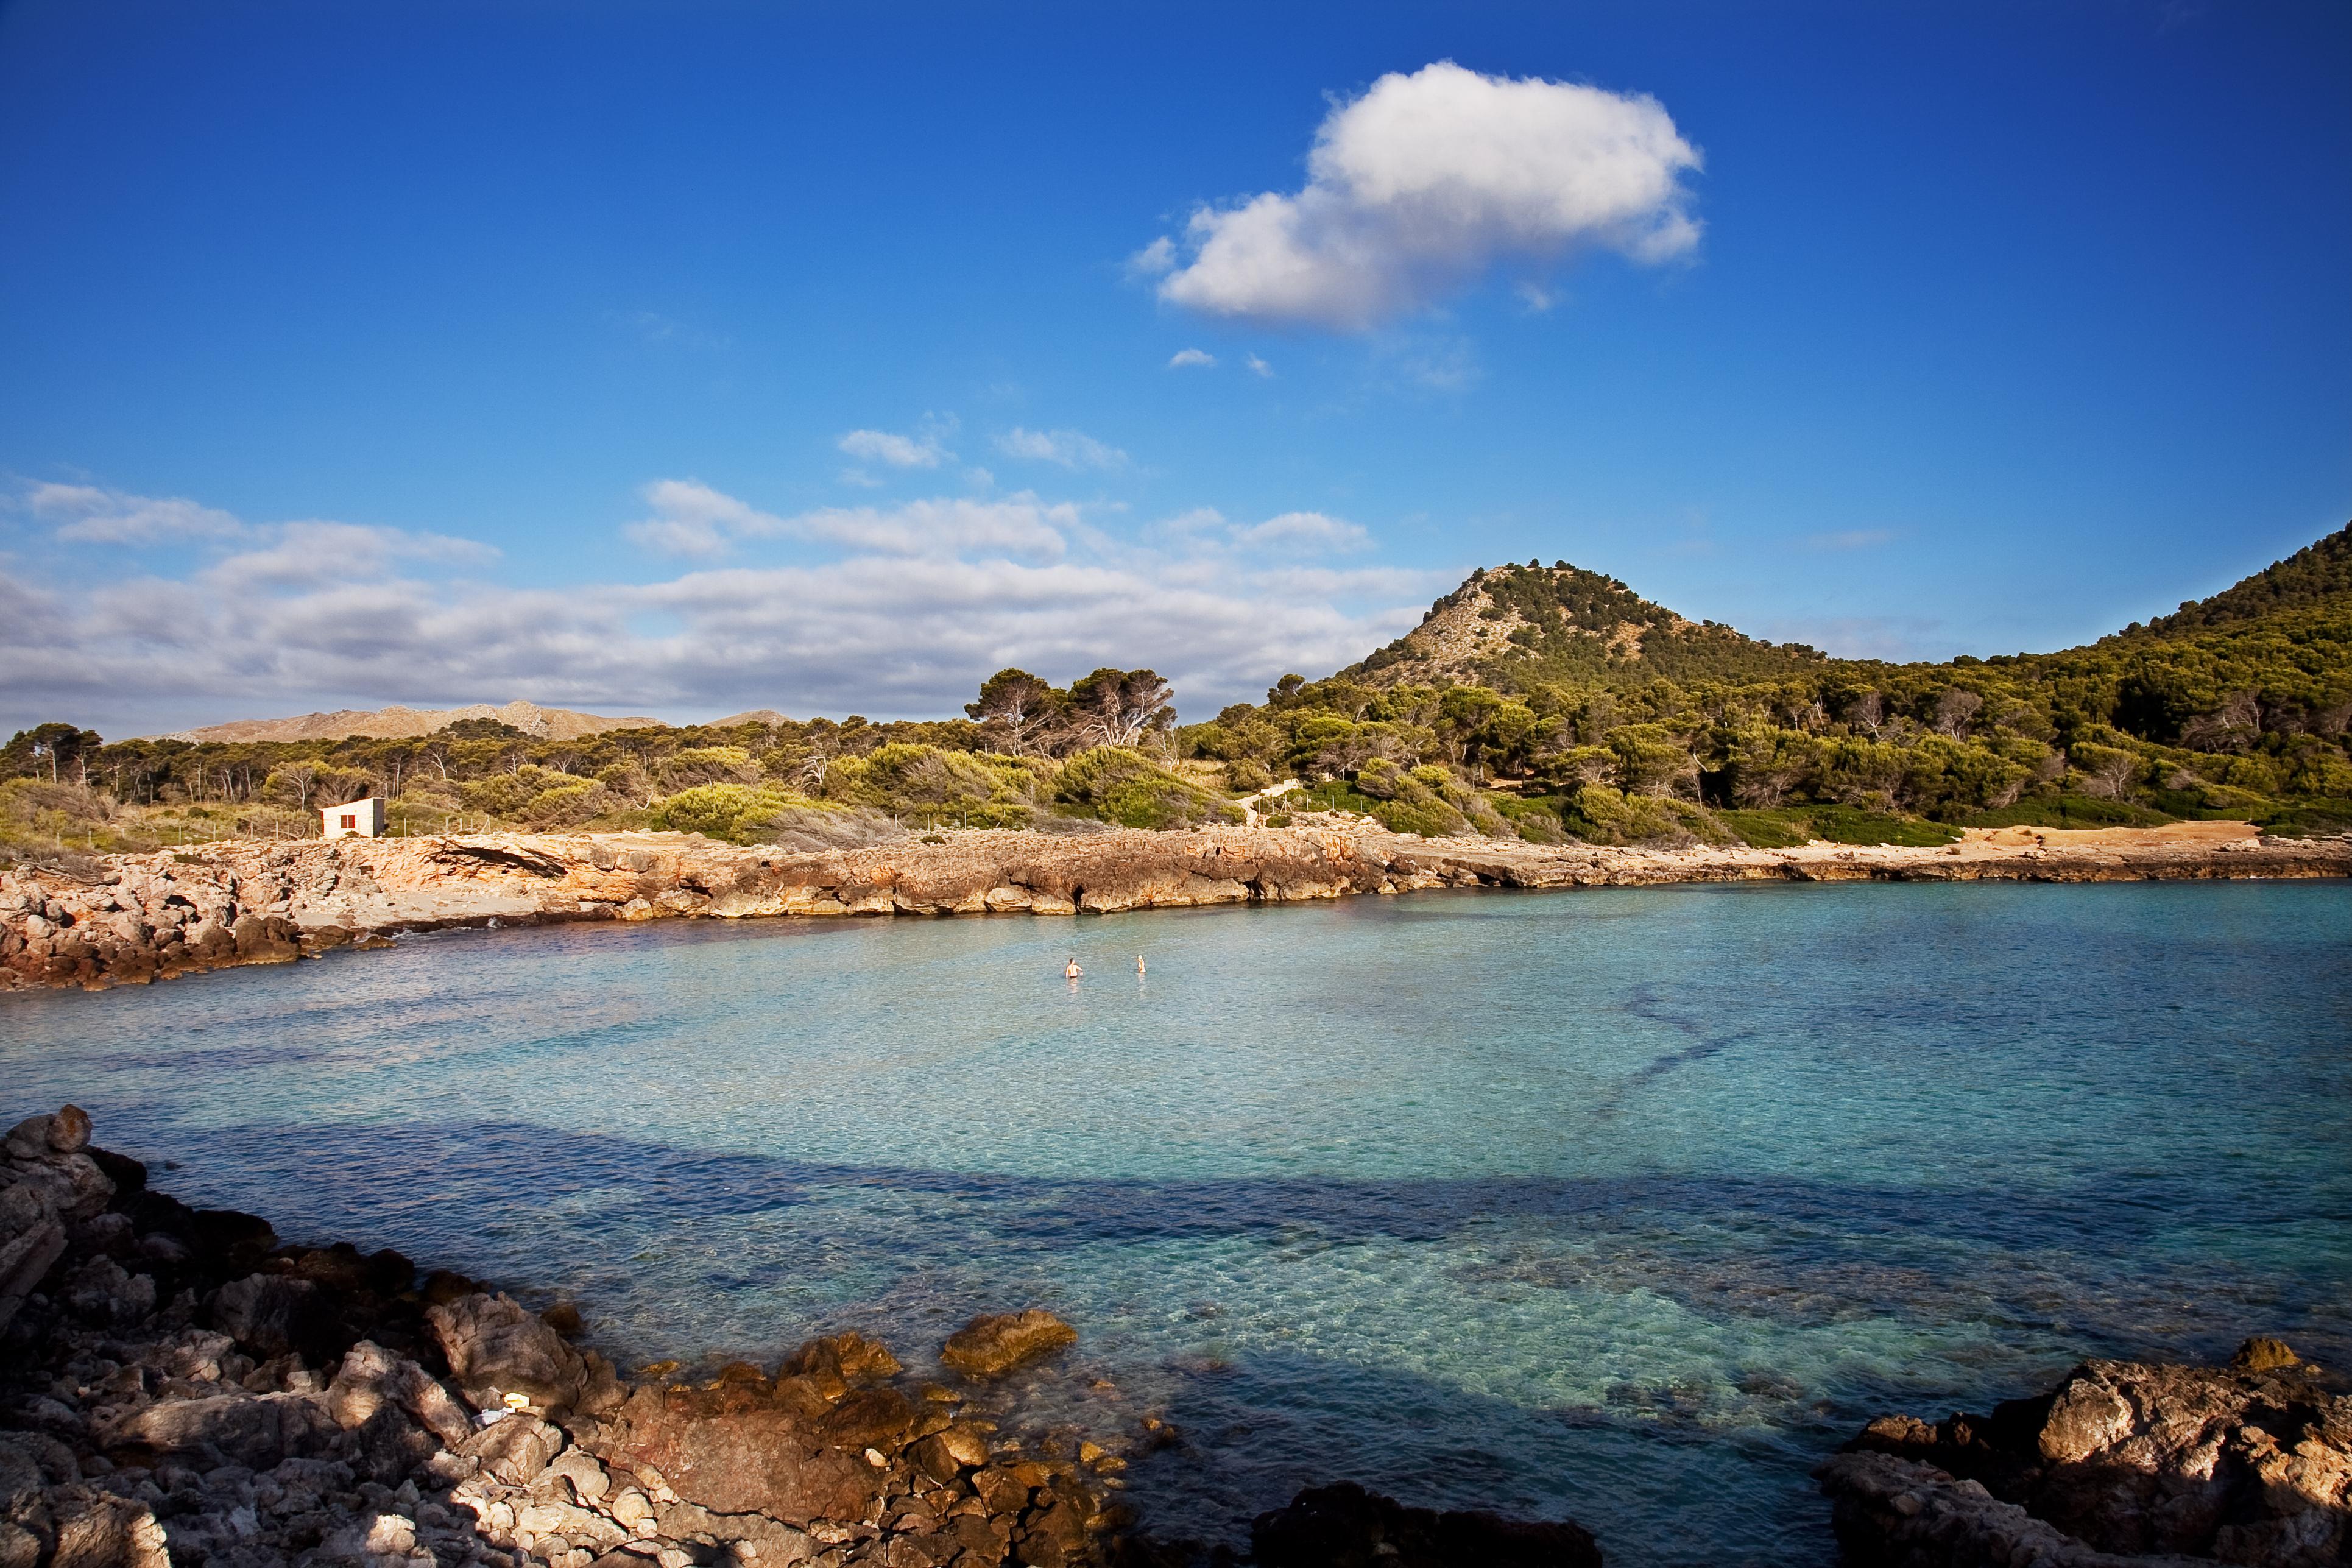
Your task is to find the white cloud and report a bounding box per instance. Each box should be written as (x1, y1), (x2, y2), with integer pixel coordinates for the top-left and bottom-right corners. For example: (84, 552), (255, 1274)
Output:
(1168, 348), (1217, 369)
(838, 429), (943, 469)
(24, 482), (246, 544)
(1231, 510), (1371, 553)
(1, 478), (1450, 735)
(997, 426), (1129, 471)
(628, 478), (1072, 561)
(1126, 236), (1178, 278)
(1145, 60), (1701, 330)
(1246, 354), (1274, 378)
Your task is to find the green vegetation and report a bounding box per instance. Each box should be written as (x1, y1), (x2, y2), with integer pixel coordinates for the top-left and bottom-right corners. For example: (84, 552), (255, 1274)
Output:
(6, 526), (2348, 860)
(1050, 747), (1243, 830)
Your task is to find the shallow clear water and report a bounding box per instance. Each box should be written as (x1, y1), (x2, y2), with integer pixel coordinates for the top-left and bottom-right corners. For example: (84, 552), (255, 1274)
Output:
(5, 881), (2350, 1564)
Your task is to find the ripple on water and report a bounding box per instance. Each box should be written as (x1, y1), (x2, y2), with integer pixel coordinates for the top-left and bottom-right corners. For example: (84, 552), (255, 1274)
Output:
(4, 880), (2349, 1567)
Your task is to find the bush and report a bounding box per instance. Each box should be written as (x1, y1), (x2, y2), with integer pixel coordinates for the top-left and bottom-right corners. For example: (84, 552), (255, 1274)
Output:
(1051, 747), (1245, 829)
(1226, 757), (1274, 793)
(654, 783), (835, 842)
(823, 743), (1046, 824)
(1716, 809), (1812, 849)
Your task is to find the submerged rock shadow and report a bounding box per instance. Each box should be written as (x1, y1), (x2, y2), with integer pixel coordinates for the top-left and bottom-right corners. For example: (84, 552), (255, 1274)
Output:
(124, 1120), (2352, 1371)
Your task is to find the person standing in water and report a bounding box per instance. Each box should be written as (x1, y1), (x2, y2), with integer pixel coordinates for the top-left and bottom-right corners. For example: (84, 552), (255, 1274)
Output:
(1065, 957), (1083, 979)
(1135, 954), (1146, 976)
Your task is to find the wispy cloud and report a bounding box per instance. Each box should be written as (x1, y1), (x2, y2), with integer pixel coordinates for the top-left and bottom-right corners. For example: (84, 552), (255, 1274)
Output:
(1806, 528), (1896, 551)
(836, 412), (957, 471)
(1168, 348), (1217, 369)
(1246, 354), (1274, 379)
(610, 310), (731, 350)
(1139, 60), (1700, 331)
(3, 477), (1446, 733)
(997, 426), (1129, 471)
(22, 482), (247, 544)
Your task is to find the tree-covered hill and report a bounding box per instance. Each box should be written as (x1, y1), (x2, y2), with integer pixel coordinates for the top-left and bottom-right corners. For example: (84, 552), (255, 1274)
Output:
(2127, 523), (2352, 637)
(5, 520), (2348, 861)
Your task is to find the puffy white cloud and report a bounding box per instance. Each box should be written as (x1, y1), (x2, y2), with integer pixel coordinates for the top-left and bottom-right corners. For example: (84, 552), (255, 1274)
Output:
(24, 482), (245, 543)
(1168, 348), (1218, 369)
(0, 478), (1449, 735)
(997, 426), (1129, 471)
(1147, 60), (1701, 330)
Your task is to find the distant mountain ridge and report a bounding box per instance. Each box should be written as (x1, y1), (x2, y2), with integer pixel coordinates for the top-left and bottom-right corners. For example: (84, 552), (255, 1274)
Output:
(1343, 558), (1829, 691)
(163, 700), (663, 744)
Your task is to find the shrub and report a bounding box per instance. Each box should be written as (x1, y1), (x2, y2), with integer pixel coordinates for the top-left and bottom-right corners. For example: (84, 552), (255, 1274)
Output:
(654, 783), (835, 842)
(1051, 747), (1245, 829)
(1226, 757), (1274, 793)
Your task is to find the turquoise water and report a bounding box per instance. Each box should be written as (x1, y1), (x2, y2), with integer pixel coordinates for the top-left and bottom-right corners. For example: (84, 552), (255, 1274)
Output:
(5, 881), (2350, 1563)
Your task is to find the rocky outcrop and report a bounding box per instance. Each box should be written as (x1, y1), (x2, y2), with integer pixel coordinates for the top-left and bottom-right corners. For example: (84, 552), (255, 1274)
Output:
(1816, 1341), (2351, 1566)
(4, 823), (2345, 992)
(1249, 1481), (1603, 1568)
(1, 1106), (1142, 1568)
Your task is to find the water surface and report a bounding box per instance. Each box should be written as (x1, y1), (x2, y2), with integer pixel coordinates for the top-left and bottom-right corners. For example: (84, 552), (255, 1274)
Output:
(5, 881), (2348, 1564)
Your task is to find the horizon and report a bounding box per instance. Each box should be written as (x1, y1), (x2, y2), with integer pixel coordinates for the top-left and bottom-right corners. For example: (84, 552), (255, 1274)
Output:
(3, 1), (2348, 738)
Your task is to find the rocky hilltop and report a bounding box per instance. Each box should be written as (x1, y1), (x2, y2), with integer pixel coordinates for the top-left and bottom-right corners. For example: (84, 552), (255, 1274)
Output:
(0, 821), (2345, 992)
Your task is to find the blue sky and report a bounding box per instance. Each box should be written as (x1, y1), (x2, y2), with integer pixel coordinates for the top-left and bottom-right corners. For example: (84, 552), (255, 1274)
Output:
(2, 0), (2348, 736)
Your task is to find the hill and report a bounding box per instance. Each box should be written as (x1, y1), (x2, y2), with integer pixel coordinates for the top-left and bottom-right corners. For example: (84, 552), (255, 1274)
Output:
(2127, 522), (2352, 637)
(1344, 559), (1829, 690)
(164, 700), (663, 744)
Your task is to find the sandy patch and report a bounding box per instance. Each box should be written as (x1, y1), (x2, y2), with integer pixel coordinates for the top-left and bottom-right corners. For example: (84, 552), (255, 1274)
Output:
(1963, 821), (2258, 849)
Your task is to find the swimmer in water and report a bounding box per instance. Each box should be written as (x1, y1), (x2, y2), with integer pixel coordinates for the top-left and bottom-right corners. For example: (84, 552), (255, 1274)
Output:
(1065, 958), (1083, 979)
(1136, 954), (1146, 976)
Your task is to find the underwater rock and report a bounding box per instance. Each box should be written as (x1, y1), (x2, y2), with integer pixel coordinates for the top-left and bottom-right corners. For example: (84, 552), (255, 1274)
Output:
(1250, 1480), (1604, 1568)
(941, 1309), (1078, 1379)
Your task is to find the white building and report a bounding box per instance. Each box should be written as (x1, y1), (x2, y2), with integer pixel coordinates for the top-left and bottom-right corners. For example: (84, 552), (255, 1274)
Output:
(321, 797), (387, 839)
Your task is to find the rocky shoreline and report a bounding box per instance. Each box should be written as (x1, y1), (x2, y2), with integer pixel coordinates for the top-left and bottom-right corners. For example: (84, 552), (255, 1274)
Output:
(4, 822), (2346, 992)
(9, 1107), (2347, 1567)
(1815, 1341), (2351, 1566)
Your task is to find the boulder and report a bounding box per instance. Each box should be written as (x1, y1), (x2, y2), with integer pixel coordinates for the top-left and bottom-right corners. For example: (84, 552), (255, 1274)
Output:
(207, 1273), (333, 1360)
(458, 1414), (566, 1485)
(905, 1423), (992, 1485)
(326, 1340), (476, 1447)
(101, 1391), (342, 1470)
(1251, 1481), (1604, 1568)
(779, 1330), (902, 1384)
(939, 1310), (1077, 1379)
(813, 1384), (918, 1450)
(426, 1291), (590, 1413)
(594, 1386), (883, 1525)
(1824, 1341), (2352, 1566)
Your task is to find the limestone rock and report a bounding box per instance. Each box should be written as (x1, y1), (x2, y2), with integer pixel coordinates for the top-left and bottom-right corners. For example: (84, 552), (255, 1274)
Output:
(1824, 1342), (2352, 1566)
(939, 1310), (1077, 1379)
(593, 1386), (881, 1525)
(427, 1291), (590, 1413)
(207, 1272), (333, 1360)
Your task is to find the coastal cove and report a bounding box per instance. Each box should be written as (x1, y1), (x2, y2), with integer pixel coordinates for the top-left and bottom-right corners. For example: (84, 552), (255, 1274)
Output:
(6, 881), (2349, 1564)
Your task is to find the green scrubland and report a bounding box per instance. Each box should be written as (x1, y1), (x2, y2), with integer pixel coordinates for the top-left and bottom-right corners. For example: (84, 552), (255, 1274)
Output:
(5, 524), (2347, 866)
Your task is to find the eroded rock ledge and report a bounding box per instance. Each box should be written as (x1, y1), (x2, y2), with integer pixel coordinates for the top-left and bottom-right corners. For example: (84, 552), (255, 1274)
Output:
(1815, 1341), (2351, 1566)
(4, 823), (2347, 992)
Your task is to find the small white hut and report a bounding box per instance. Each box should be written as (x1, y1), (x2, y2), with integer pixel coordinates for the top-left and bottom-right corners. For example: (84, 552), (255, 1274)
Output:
(321, 797), (387, 839)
